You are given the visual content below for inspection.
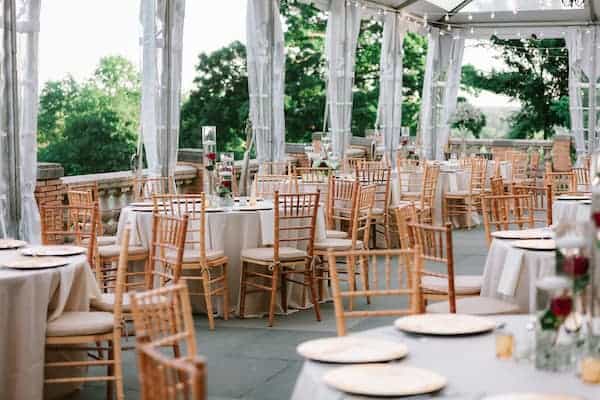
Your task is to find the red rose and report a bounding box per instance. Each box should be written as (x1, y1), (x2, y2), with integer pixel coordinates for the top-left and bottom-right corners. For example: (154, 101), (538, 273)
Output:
(563, 255), (589, 277)
(401, 139), (408, 146)
(221, 180), (232, 189)
(550, 295), (573, 318)
(593, 212), (600, 227)
(207, 152), (217, 161)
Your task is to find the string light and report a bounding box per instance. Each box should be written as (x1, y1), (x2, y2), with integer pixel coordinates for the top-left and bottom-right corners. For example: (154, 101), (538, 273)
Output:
(490, 11), (495, 19)
(468, 14), (473, 20)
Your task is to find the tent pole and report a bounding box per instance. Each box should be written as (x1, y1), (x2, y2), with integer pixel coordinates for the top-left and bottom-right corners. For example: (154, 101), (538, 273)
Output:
(269, 0), (275, 162)
(162, 0), (173, 178)
(590, 29), (598, 154)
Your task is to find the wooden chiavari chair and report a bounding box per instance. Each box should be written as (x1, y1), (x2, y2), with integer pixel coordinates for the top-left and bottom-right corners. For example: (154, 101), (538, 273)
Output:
(253, 174), (298, 199)
(148, 213), (189, 289)
(415, 163), (439, 224)
(512, 183), (553, 227)
(545, 170), (577, 197)
(359, 159), (389, 169)
(343, 157), (364, 173)
(393, 203), (419, 250)
(295, 166), (331, 184)
(67, 182), (117, 247)
(443, 157), (487, 229)
(326, 248), (424, 336)
(153, 194), (229, 330)
(258, 160), (292, 175)
(44, 226), (130, 400)
(133, 176), (176, 201)
(355, 166), (392, 248)
(481, 194), (535, 246)
(314, 184), (375, 304)
(490, 176), (505, 196)
(574, 167), (590, 192)
(324, 176), (356, 239)
(137, 343), (206, 400)
(509, 151), (529, 184)
(408, 223), (482, 313)
(239, 191), (321, 326)
(130, 283), (198, 369)
(397, 159), (422, 201)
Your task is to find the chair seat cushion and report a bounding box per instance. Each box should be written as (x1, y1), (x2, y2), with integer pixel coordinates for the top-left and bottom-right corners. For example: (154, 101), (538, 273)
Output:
(426, 297), (521, 315)
(99, 244), (147, 258)
(241, 247), (307, 262)
(166, 248), (225, 263)
(346, 148), (365, 157)
(326, 230), (348, 239)
(314, 238), (364, 251)
(445, 190), (470, 197)
(370, 208), (385, 216)
(46, 311), (114, 337)
(400, 191), (420, 199)
(91, 293), (131, 313)
(83, 235), (117, 247)
(422, 275), (482, 295)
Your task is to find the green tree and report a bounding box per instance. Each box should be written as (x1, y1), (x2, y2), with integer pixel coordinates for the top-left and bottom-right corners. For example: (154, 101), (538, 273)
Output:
(38, 55), (140, 175)
(461, 37), (569, 139)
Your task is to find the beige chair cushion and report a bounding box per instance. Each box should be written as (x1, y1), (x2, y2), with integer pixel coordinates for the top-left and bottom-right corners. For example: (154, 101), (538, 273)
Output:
(314, 238), (364, 251)
(99, 244), (147, 258)
(241, 247), (307, 262)
(166, 248), (225, 263)
(326, 230), (348, 239)
(370, 208), (385, 216)
(445, 190), (470, 197)
(400, 191), (420, 199)
(346, 148), (365, 157)
(426, 297), (521, 315)
(91, 293), (131, 313)
(83, 235), (117, 247)
(422, 275), (482, 295)
(46, 311), (114, 337)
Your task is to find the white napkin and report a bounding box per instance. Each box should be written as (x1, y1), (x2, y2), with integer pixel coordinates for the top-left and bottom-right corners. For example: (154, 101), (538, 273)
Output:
(126, 210), (141, 246)
(498, 247), (525, 296)
(448, 173), (458, 192)
(259, 209), (275, 246)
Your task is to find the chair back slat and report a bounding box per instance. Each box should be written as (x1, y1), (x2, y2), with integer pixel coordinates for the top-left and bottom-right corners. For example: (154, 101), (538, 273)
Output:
(512, 183), (552, 226)
(253, 175), (298, 199)
(481, 194), (535, 246)
(355, 166), (391, 216)
(134, 177), (176, 201)
(326, 248), (424, 336)
(148, 213), (189, 289)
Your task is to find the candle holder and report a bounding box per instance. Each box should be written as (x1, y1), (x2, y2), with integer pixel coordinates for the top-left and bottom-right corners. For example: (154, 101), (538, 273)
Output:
(202, 126), (218, 202)
(217, 152), (234, 208)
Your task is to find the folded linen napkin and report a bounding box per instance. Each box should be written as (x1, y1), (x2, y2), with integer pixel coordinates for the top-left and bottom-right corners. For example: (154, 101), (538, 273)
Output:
(259, 209), (275, 246)
(497, 247), (525, 297)
(447, 173), (458, 192)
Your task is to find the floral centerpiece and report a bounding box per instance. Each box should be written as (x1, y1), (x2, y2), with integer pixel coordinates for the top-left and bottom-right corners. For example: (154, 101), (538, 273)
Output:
(450, 101), (486, 158)
(218, 152), (234, 207)
(202, 126), (218, 200)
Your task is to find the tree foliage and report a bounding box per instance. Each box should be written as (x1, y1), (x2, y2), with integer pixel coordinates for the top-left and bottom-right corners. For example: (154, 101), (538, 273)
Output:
(461, 37), (569, 139)
(38, 55), (139, 175)
(451, 99), (486, 138)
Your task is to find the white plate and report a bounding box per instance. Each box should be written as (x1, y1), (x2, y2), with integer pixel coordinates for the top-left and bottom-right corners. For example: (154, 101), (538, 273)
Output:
(556, 195), (590, 201)
(296, 336), (408, 364)
(131, 207), (154, 213)
(205, 207), (224, 213)
(510, 239), (556, 252)
(0, 239), (27, 250)
(491, 229), (552, 240)
(394, 314), (496, 336)
(129, 202), (154, 207)
(235, 205), (273, 211)
(1, 256), (70, 269)
(483, 394), (583, 400)
(21, 245), (87, 257)
(323, 364), (447, 397)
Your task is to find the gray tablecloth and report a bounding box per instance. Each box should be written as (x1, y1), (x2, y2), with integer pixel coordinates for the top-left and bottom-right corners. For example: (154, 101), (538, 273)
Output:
(291, 315), (595, 399)
(0, 251), (100, 400)
(553, 200), (591, 226)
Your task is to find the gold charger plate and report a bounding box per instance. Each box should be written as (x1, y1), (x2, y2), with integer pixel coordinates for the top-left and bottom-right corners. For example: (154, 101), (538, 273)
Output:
(2, 256), (70, 269)
(21, 245), (87, 257)
(394, 314), (496, 336)
(323, 364), (446, 397)
(492, 229), (552, 240)
(483, 394), (583, 400)
(296, 336), (408, 364)
(510, 239), (556, 251)
(0, 239), (27, 250)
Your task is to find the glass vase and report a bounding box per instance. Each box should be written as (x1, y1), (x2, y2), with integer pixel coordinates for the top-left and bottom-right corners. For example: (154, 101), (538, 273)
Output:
(202, 126), (217, 201)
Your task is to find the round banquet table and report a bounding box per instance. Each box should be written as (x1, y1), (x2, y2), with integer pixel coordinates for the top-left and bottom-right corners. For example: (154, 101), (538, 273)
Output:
(481, 238), (555, 313)
(116, 201), (328, 317)
(552, 199), (591, 226)
(0, 250), (101, 400)
(290, 315), (595, 400)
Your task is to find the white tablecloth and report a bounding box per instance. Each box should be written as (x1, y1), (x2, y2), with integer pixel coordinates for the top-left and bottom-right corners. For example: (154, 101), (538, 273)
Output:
(0, 251), (100, 400)
(290, 315), (595, 400)
(552, 200), (590, 226)
(116, 202), (327, 317)
(481, 239), (555, 312)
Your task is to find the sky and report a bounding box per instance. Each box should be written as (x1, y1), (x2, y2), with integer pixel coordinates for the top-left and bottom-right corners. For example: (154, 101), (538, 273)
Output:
(38, 0), (512, 106)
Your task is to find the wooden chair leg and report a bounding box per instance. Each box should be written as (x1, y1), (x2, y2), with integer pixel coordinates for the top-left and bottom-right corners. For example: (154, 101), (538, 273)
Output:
(359, 255), (370, 304)
(466, 197), (472, 229)
(106, 341), (114, 400)
(307, 262), (321, 322)
(239, 261), (248, 319)
(346, 256), (356, 312)
(316, 257), (324, 302)
(221, 263), (229, 321)
(112, 335), (124, 400)
(201, 268), (215, 330)
(268, 263), (280, 327)
(280, 269), (288, 314)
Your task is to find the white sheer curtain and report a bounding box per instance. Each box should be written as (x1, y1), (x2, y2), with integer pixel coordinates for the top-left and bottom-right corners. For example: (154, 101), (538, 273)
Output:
(140, 0), (185, 177)
(419, 29), (465, 160)
(246, 0), (285, 164)
(16, 0), (40, 242)
(435, 34), (465, 161)
(325, 0), (362, 158)
(377, 12), (406, 164)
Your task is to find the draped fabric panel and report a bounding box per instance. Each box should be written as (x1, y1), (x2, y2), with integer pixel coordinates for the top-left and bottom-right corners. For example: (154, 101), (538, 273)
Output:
(325, 0), (362, 158)
(140, 0), (185, 177)
(247, 0), (286, 164)
(566, 28), (588, 161)
(16, 0), (40, 242)
(377, 12), (406, 164)
(435, 34), (465, 161)
(418, 28), (439, 160)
